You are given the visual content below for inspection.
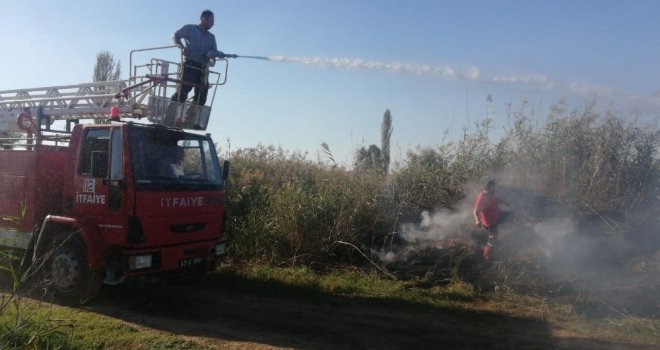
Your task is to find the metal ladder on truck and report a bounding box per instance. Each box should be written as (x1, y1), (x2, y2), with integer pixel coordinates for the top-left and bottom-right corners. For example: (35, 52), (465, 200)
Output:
(0, 46), (228, 147)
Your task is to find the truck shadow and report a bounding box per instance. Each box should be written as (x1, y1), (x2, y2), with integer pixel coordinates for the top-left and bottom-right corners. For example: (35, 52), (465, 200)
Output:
(81, 268), (636, 350)
(4, 256), (656, 349)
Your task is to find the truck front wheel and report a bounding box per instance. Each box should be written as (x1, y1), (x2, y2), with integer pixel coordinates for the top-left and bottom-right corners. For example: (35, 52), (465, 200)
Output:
(46, 236), (102, 305)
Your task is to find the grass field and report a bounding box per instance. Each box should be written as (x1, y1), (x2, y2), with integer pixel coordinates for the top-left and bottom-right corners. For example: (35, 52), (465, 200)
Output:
(1, 105), (659, 349)
(1, 265), (658, 349)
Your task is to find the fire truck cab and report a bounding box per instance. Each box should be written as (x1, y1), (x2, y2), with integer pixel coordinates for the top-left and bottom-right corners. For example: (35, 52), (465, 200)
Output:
(0, 46), (229, 304)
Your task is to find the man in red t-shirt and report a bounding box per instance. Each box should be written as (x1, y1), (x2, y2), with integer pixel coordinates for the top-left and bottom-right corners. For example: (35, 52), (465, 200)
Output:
(473, 180), (509, 261)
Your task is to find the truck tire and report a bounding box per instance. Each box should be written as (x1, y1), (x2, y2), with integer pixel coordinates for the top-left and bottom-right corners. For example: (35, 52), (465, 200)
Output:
(43, 235), (102, 306)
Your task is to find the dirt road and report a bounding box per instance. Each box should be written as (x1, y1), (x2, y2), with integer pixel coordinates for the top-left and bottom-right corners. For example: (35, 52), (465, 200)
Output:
(88, 271), (655, 350)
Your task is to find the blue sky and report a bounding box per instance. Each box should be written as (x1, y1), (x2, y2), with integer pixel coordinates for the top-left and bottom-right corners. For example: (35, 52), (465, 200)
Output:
(1, 0), (658, 165)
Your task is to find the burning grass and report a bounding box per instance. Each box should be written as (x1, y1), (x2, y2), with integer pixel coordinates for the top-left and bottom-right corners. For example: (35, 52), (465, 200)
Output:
(222, 101), (659, 326)
(0, 100), (657, 348)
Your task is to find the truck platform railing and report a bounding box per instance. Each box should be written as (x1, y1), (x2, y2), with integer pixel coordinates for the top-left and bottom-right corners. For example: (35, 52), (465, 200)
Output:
(0, 46), (228, 142)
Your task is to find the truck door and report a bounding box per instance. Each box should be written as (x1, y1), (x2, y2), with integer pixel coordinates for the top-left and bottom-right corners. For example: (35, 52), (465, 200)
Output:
(73, 127), (127, 241)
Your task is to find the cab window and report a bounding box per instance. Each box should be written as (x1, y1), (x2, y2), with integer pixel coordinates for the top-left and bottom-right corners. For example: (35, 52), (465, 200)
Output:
(79, 129), (110, 177)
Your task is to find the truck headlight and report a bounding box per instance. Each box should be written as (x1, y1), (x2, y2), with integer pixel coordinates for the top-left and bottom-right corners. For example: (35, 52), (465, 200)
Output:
(128, 254), (153, 270)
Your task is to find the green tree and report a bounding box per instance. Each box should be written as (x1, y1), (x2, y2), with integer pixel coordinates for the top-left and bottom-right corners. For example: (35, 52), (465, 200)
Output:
(381, 108), (393, 173)
(93, 51), (121, 83)
(354, 109), (393, 174)
(92, 51), (121, 124)
(354, 144), (383, 173)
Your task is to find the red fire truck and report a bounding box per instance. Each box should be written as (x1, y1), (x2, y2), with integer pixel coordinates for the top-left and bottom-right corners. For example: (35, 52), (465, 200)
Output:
(0, 47), (229, 304)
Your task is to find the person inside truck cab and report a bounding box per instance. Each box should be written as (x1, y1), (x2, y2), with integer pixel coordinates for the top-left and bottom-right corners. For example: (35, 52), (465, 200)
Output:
(161, 146), (185, 178)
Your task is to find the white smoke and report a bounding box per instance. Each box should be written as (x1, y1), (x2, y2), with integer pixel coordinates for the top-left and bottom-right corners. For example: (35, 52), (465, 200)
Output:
(532, 217), (578, 258)
(375, 200), (475, 264)
(376, 246), (417, 265)
(399, 209), (471, 243)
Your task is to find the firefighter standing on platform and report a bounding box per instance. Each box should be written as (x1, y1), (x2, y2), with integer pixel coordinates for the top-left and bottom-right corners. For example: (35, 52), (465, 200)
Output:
(166, 10), (226, 125)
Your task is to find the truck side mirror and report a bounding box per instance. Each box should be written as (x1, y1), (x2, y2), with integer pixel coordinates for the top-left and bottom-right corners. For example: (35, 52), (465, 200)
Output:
(222, 160), (230, 181)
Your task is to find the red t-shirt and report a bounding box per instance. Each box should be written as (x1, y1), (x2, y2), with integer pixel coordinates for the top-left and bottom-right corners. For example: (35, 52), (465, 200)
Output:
(474, 191), (501, 228)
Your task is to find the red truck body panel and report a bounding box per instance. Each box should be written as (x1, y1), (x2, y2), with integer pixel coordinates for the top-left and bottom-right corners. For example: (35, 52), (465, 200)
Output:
(1, 122), (226, 281)
(0, 146), (66, 233)
(135, 191), (225, 246)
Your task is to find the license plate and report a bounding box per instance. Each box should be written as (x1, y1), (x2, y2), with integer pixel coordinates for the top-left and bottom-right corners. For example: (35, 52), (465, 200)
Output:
(179, 256), (203, 267)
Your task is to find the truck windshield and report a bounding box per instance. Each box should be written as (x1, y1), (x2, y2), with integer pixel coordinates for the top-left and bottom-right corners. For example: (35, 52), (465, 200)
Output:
(129, 125), (222, 190)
